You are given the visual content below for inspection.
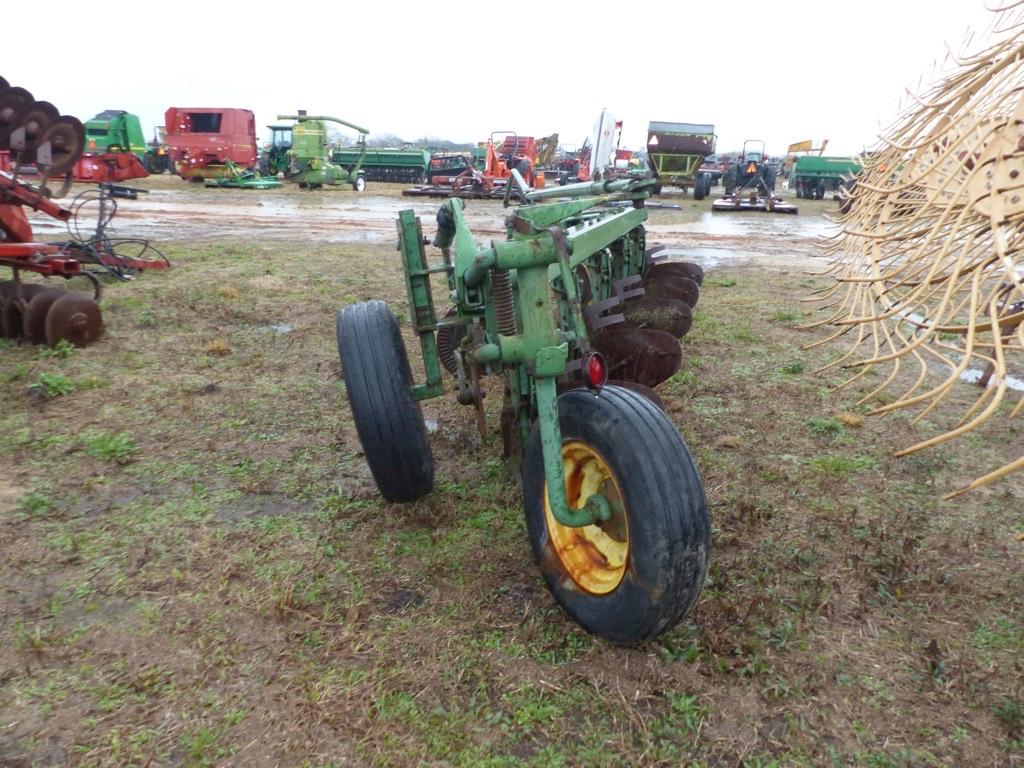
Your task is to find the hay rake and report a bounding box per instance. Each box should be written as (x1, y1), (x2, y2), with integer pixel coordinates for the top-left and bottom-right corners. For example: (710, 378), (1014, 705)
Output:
(805, 4), (1024, 497)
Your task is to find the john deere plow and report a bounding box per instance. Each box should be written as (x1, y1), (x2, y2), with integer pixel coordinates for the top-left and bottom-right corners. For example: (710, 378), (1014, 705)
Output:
(335, 172), (710, 642)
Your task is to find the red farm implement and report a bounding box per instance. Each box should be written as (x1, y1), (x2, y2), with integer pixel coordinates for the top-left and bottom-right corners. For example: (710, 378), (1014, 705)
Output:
(404, 132), (540, 199)
(0, 77), (170, 345)
(165, 107), (258, 181)
(0, 77), (105, 346)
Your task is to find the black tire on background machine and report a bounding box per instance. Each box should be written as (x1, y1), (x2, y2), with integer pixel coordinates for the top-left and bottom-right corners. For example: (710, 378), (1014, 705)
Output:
(336, 300), (434, 502)
(522, 386), (711, 643)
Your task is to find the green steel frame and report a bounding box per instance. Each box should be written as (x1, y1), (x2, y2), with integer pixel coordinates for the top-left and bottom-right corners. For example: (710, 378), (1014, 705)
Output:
(395, 177), (655, 528)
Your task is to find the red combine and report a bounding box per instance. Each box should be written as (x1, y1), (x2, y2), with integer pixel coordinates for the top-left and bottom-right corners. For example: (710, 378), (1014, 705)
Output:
(165, 108), (257, 181)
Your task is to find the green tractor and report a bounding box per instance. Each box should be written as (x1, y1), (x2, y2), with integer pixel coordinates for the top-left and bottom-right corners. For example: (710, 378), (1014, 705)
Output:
(335, 172), (711, 642)
(713, 140), (796, 213)
(258, 124), (293, 177)
(277, 113), (368, 191)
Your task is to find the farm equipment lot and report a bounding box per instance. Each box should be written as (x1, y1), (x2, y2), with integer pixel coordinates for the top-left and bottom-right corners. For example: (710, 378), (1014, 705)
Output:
(1, 180), (1021, 766)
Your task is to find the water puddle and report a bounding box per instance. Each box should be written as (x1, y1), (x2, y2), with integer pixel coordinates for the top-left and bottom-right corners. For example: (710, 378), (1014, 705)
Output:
(959, 368), (1024, 391)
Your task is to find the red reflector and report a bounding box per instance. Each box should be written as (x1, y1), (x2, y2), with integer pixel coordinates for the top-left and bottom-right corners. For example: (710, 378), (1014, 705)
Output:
(584, 352), (607, 389)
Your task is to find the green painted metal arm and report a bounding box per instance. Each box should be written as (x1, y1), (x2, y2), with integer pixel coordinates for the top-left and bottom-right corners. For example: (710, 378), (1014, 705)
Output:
(525, 176), (655, 201)
(277, 115), (370, 136)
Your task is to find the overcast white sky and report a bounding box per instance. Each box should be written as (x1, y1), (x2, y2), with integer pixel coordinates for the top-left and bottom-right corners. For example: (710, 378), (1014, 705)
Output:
(5, 0), (1007, 157)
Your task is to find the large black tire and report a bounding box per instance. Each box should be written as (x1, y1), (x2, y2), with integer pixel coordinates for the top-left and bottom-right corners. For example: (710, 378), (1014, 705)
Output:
(693, 175), (705, 201)
(336, 300), (434, 502)
(523, 386), (710, 643)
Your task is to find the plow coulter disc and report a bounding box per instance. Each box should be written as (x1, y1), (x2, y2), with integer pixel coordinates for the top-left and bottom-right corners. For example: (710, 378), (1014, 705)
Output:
(645, 261), (704, 286)
(591, 327), (682, 388)
(622, 297), (693, 338)
(23, 287), (65, 343)
(44, 292), (103, 348)
(639, 274), (700, 309)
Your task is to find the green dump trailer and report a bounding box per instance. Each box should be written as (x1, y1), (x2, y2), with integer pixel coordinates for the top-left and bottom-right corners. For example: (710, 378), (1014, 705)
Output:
(330, 147), (431, 183)
(646, 121), (716, 198)
(790, 155), (862, 199)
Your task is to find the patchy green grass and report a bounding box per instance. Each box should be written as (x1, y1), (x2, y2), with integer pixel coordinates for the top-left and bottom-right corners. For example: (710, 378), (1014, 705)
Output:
(0, 189), (1020, 767)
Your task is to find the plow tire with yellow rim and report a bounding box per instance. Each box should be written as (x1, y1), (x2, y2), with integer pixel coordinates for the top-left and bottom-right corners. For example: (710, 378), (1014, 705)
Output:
(523, 386), (710, 643)
(336, 300), (435, 502)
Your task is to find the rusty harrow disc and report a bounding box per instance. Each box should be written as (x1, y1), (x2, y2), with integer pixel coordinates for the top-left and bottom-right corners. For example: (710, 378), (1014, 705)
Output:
(0, 282), (44, 339)
(22, 287), (65, 343)
(11, 100), (58, 154)
(44, 292), (103, 347)
(0, 86), (33, 149)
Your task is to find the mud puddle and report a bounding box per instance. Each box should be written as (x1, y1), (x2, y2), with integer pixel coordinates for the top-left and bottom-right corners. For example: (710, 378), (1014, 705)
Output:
(24, 185), (835, 267)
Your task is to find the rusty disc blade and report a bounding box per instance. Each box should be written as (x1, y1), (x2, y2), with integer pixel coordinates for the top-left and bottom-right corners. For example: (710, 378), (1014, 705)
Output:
(23, 288), (65, 343)
(591, 327), (682, 388)
(0, 281), (42, 339)
(645, 261), (704, 286)
(623, 296), (693, 338)
(640, 275), (700, 308)
(39, 116), (84, 175)
(0, 285), (22, 339)
(44, 292), (103, 348)
(0, 87), (33, 148)
(11, 100), (58, 154)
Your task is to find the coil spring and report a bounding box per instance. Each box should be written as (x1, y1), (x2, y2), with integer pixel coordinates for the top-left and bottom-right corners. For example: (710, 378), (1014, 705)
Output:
(491, 269), (517, 336)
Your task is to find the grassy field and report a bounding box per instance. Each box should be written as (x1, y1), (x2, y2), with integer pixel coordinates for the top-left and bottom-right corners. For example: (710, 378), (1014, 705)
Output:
(1, 201), (1022, 766)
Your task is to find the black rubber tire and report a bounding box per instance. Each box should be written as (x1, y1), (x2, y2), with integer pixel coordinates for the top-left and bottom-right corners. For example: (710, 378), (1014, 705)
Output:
(336, 300), (434, 502)
(693, 173), (706, 201)
(523, 386), (710, 643)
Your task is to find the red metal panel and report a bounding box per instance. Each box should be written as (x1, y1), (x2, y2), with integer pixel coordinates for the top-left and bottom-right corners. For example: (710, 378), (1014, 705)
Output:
(164, 107), (258, 176)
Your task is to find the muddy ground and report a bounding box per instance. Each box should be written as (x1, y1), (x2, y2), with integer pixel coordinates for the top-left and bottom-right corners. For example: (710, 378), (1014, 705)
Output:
(1, 176), (1021, 767)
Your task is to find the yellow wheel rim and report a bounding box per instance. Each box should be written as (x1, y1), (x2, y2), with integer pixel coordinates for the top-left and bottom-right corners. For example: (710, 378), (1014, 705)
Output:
(543, 441), (629, 595)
